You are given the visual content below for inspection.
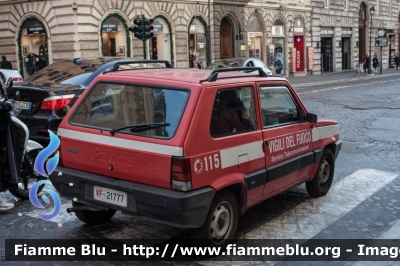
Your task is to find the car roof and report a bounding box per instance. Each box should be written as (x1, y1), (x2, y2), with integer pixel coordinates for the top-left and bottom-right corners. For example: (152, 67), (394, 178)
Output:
(101, 68), (286, 84)
(211, 58), (260, 63)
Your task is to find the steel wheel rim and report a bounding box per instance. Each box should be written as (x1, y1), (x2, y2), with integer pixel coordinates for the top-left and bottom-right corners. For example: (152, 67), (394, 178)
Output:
(210, 200), (233, 243)
(319, 157), (330, 186)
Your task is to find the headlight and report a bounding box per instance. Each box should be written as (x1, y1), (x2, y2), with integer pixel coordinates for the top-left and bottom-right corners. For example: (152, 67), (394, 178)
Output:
(8, 99), (22, 116)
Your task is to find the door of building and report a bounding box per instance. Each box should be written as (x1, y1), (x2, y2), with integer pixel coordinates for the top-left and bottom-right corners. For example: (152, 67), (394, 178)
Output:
(220, 18), (233, 59)
(321, 38), (333, 72)
(341, 37), (351, 69)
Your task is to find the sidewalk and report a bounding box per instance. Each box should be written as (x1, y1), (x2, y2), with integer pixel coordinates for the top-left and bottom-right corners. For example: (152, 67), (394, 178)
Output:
(286, 68), (400, 87)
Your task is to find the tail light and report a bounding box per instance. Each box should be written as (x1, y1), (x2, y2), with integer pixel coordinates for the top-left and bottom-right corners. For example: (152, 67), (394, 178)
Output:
(12, 77), (23, 82)
(171, 157), (192, 191)
(40, 94), (75, 110)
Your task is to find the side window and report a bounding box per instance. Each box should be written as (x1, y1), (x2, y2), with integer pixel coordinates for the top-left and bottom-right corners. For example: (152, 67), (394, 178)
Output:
(259, 86), (299, 127)
(246, 61), (254, 67)
(210, 86), (257, 137)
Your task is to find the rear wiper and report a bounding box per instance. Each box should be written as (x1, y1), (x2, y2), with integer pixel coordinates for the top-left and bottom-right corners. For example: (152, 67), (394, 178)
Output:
(109, 123), (170, 136)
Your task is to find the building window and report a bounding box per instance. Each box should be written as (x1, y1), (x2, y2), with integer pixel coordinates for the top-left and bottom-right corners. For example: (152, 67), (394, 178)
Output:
(325, 0), (329, 8)
(377, 0), (380, 14)
(345, 0), (349, 11)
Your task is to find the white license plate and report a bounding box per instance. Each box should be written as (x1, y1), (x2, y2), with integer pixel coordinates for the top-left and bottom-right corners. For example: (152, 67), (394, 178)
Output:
(16, 101), (32, 110)
(93, 185), (127, 207)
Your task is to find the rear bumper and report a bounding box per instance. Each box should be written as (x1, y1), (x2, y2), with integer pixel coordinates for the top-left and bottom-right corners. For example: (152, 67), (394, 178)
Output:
(49, 166), (216, 228)
(17, 115), (62, 145)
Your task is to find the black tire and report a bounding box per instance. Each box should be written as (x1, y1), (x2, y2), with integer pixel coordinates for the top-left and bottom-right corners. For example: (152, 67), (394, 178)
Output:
(306, 148), (335, 197)
(190, 189), (239, 247)
(73, 201), (116, 225)
(9, 149), (44, 199)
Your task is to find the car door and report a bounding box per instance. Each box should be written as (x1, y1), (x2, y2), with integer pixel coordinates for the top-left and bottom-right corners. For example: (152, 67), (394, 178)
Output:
(257, 84), (314, 196)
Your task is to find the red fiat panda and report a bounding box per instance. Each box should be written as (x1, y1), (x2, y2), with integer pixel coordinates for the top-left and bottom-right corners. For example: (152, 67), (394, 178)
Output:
(50, 65), (341, 246)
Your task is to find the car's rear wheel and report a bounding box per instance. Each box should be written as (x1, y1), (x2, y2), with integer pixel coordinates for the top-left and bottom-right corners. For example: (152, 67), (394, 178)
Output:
(306, 148), (335, 197)
(73, 201), (116, 225)
(191, 189), (238, 247)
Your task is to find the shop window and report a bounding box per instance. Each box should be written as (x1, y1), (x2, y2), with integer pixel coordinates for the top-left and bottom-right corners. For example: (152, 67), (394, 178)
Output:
(248, 18), (263, 59)
(101, 17), (126, 57)
(20, 20), (49, 78)
(189, 18), (206, 69)
(271, 20), (285, 75)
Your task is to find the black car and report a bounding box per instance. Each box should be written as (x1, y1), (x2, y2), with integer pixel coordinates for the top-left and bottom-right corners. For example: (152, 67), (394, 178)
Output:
(8, 57), (173, 145)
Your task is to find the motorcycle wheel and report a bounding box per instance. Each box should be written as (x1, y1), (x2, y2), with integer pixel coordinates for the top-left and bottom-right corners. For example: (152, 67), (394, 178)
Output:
(9, 149), (45, 199)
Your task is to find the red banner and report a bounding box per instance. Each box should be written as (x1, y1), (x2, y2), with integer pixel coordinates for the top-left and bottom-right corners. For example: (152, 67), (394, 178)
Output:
(294, 36), (304, 72)
(292, 48), (296, 73)
(308, 49), (314, 70)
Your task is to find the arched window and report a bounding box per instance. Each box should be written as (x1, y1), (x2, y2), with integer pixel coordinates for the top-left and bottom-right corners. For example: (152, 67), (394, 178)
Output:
(101, 16), (127, 57)
(248, 18), (263, 59)
(18, 17), (50, 79)
(189, 18), (206, 68)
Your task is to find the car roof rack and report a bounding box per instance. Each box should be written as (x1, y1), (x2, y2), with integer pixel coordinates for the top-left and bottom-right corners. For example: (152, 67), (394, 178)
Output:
(103, 60), (174, 74)
(199, 67), (267, 83)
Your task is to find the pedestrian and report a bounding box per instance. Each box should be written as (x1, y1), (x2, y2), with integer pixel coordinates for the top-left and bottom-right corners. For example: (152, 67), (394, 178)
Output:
(363, 54), (370, 73)
(0, 55), (12, 69)
(395, 53), (400, 70)
(0, 194), (14, 211)
(372, 54), (379, 73)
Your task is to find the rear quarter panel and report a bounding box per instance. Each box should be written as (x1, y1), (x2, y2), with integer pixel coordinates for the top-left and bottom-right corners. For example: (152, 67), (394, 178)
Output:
(58, 74), (201, 189)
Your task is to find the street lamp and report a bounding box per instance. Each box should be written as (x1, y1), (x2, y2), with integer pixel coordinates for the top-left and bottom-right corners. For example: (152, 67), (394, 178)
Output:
(368, 5), (375, 75)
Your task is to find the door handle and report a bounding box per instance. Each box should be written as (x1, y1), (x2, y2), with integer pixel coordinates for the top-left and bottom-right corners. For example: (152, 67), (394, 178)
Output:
(264, 140), (269, 145)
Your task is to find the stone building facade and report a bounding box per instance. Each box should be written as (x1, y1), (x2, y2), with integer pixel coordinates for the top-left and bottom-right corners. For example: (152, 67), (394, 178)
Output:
(0, 0), (397, 77)
(311, 0), (400, 74)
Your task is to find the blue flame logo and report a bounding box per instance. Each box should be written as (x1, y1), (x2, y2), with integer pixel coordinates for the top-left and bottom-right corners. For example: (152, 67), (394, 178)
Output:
(29, 180), (61, 220)
(30, 131), (61, 220)
(34, 131), (60, 177)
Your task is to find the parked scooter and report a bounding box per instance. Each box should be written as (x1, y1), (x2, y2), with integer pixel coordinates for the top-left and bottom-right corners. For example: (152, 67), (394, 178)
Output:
(0, 77), (44, 207)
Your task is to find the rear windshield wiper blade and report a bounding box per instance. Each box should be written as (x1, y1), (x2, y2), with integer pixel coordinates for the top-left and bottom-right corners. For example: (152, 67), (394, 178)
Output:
(109, 123), (171, 136)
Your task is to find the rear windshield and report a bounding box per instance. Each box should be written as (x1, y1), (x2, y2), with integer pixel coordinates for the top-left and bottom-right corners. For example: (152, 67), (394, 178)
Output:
(207, 60), (245, 70)
(70, 83), (189, 138)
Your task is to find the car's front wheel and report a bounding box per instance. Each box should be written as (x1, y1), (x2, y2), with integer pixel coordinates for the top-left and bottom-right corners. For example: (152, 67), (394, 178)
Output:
(191, 189), (239, 247)
(306, 148), (335, 197)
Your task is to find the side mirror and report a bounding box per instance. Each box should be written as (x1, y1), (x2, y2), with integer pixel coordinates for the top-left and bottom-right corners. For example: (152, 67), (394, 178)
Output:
(73, 58), (82, 65)
(306, 113), (317, 123)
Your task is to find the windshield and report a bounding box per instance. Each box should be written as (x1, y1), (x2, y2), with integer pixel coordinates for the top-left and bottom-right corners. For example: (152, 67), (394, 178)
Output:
(207, 60), (245, 70)
(70, 83), (189, 138)
(60, 72), (93, 85)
